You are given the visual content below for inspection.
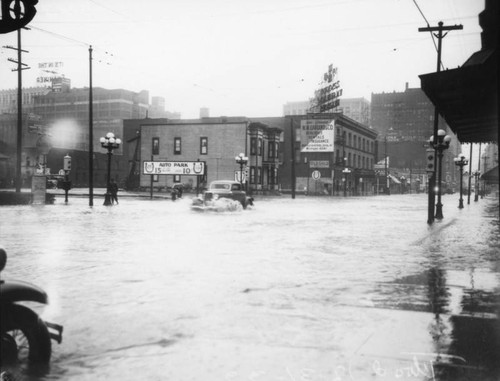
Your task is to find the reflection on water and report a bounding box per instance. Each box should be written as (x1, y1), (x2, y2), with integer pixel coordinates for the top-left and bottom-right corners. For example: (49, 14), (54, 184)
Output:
(0, 194), (498, 380)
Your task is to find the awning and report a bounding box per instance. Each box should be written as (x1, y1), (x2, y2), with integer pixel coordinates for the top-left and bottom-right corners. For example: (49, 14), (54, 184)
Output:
(481, 166), (499, 183)
(419, 49), (498, 144)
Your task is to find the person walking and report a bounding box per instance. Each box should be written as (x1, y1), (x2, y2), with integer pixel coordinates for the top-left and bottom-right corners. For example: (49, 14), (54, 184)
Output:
(110, 179), (119, 204)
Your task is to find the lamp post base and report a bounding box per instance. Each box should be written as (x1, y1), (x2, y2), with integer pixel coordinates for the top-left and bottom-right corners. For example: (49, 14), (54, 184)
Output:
(435, 202), (444, 219)
(103, 192), (113, 206)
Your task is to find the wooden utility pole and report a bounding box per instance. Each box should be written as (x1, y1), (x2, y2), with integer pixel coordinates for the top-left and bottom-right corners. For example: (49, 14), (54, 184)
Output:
(89, 45), (94, 206)
(5, 1), (31, 192)
(290, 117), (296, 199)
(419, 21), (463, 224)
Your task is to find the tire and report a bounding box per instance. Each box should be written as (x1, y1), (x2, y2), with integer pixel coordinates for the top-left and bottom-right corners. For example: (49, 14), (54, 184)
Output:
(1, 304), (52, 364)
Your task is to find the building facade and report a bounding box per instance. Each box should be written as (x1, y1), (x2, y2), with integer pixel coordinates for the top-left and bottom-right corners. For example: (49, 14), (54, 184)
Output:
(279, 113), (378, 196)
(0, 86), (51, 114)
(0, 81), (171, 187)
(371, 84), (461, 192)
(123, 117), (282, 193)
(283, 97), (371, 126)
(336, 97), (371, 126)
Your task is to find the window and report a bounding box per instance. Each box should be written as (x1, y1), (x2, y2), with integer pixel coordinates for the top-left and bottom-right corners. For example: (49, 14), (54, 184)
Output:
(258, 138), (263, 156)
(268, 141), (279, 158)
(174, 137), (181, 155)
(152, 137), (159, 155)
(250, 137), (257, 155)
(257, 167), (262, 184)
(250, 166), (256, 184)
(173, 175), (181, 183)
(200, 137), (208, 155)
(153, 175), (159, 182)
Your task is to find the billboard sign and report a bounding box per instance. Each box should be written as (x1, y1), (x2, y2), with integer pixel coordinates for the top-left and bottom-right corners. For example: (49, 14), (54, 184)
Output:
(300, 119), (335, 152)
(143, 161), (205, 176)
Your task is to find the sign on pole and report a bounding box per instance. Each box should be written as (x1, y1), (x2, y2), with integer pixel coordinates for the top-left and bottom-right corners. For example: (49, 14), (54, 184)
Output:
(143, 161), (205, 176)
(312, 170), (321, 180)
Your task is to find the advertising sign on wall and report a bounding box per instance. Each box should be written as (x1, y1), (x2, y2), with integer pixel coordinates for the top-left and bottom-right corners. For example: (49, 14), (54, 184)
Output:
(143, 161), (205, 176)
(300, 119), (335, 152)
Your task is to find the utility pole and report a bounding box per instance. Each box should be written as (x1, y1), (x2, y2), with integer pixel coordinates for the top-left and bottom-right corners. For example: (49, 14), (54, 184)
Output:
(475, 143), (482, 201)
(384, 136), (389, 194)
(467, 144), (473, 204)
(419, 21), (463, 224)
(89, 45), (94, 206)
(290, 117), (296, 199)
(4, 1), (31, 192)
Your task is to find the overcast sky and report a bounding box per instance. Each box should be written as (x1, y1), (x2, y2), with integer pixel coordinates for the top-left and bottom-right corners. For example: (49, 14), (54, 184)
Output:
(0, 0), (485, 118)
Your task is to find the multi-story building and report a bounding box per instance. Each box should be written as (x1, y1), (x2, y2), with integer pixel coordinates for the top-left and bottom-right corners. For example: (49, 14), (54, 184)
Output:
(371, 83), (436, 142)
(371, 83), (461, 192)
(0, 86), (51, 114)
(278, 113), (378, 195)
(283, 97), (371, 126)
(0, 80), (173, 187)
(283, 100), (311, 116)
(123, 117), (282, 193)
(148, 96), (181, 119)
(32, 86), (149, 153)
(336, 98), (371, 126)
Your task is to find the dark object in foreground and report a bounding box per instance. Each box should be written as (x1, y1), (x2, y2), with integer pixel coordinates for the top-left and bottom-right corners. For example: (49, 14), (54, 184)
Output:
(0, 248), (63, 369)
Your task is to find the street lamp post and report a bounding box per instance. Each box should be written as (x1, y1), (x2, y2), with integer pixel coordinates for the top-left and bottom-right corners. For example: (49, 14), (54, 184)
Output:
(235, 153), (248, 188)
(430, 129), (451, 220)
(454, 154), (468, 209)
(100, 132), (121, 206)
(473, 171), (481, 202)
(342, 168), (351, 197)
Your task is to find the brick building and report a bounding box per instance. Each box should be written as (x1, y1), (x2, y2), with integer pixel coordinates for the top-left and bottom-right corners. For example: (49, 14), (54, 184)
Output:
(123, 117), (282, 193)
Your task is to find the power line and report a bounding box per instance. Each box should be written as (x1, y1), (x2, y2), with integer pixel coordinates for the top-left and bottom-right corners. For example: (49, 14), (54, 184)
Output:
(411, 0), (440, 66)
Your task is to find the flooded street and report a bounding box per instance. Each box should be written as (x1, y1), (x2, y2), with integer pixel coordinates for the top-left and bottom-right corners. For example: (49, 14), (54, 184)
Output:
(1, 193), (499, 381)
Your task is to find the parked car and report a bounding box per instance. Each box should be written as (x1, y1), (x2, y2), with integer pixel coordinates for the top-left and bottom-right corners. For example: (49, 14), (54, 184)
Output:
(192, 180), (253, 210)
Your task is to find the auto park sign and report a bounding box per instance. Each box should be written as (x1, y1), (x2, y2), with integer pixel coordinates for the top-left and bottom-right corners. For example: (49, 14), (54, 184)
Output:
(143, 161), (205, 175)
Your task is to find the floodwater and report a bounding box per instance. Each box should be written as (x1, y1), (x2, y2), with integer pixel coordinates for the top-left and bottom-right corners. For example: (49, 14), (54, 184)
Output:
(1, 192), (499, 381)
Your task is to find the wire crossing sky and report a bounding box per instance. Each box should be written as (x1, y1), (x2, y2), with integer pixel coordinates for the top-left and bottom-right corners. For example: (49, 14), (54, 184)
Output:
(0, 0), (484, 118)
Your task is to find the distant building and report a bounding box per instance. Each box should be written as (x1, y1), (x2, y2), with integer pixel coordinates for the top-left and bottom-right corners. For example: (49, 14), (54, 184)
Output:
(337, 97), (371, 126)
(371, 83), (461, 191)
(0, 86), (51, 114)
(283, 101), (311, 116)
(0, 80), (177, 187)
(283, 97), (371, 126)
(148, 96), (181, 119)
(371, 83), (436, 142)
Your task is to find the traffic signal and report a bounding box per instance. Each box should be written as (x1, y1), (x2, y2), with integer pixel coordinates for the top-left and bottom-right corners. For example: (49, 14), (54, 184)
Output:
(63, 155), (72, 171)
(426, 148), (435, 173)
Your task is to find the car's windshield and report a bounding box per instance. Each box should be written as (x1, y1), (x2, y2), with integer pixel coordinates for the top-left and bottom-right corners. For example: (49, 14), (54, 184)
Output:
(211, 183), (231, 190)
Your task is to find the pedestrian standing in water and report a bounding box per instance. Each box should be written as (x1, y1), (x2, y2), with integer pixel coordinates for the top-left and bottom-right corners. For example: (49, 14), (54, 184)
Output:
(110, 179), (119, 204)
